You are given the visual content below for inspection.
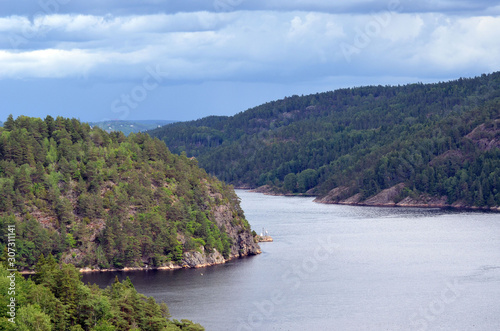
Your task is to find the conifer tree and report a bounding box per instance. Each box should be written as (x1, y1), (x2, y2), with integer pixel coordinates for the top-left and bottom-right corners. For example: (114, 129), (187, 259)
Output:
(4, 114), (14, 131)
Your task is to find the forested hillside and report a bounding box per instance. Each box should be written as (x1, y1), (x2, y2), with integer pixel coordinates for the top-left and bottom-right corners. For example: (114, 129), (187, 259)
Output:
(0, 115), (260, 271)
(0, 260), (204, 330)
(149, 72), (500, 209)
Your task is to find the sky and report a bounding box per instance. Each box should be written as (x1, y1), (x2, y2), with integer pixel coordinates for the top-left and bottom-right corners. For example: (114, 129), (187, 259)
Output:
(1, 0), (500, 123)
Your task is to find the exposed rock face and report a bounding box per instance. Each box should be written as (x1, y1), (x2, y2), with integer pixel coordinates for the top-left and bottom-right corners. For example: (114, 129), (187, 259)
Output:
(314, 186), (350, 204)
(363, 183), (405, 206)
(395, 195), (449, 208)
(316, 184), (405, 207)
(341, 193), (363, 204)
(316, 183), (500, 211)
(157, 200), (261, 269)
(77, 263), (181, 273)
(211, 204), (261, 258)
(182, 250), (226, 268)
(466, 119), (500, 151)
(161, 184), (262, 269)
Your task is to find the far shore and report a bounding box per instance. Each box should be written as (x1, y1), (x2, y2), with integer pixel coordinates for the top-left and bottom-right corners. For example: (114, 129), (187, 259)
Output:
(236, 186), (500, 213)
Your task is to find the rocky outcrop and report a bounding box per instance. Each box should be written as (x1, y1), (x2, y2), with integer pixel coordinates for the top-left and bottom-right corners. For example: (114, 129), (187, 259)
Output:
(77, 263), (181, 273)
(211, 203), (261, 258)
(363, 183), (405, 206)
(465, 119), (500, 151)
(316, 184), (405, 207)
(314, 186), (350, 203)
(182, 250), (226, 268)
(316, 183), (500, 211)
(395, 195), (448, 208)
(71, 251), (226, 272)
(255, 235), (273, 242)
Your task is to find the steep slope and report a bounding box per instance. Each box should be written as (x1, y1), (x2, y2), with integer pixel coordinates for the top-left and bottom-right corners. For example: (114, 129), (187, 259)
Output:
(0, 261), (204, 330)
(149, 72), (500, 210)
(0, 115), (260, 271)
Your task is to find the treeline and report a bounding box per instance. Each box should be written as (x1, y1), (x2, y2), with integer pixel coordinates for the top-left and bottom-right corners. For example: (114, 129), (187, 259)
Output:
(0, 258), (204, 330)
(149, 72), (500, 207)
(0, 115), (252, 270)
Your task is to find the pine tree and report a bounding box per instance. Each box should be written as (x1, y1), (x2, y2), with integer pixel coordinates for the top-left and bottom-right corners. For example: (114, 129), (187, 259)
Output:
(34, 254), (58, 289)
(14, 165), (31, 195)
(4, 114), (14, 131)
(54, 264), (81, 327)
(44, 115), (55, 137)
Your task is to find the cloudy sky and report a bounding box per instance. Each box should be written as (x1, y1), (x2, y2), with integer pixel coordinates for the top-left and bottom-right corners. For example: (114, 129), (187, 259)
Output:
(1, 0), (500, 122)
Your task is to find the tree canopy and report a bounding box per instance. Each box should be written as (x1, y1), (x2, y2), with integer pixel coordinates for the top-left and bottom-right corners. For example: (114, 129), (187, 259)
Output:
(149, 72), (500, 208)
(0, 115), (255, 270)
(0, 259), (204, 330)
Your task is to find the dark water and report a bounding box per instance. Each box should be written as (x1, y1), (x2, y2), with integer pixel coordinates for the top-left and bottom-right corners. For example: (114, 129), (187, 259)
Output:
(83, 190), (500, 331)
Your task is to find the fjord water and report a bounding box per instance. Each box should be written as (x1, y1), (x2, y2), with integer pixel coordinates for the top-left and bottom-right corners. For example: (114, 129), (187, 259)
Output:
(82, 191), (500, 330)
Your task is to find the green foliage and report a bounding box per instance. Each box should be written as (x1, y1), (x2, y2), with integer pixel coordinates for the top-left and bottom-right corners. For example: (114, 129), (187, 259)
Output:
(283, 173), (297, 193)
(149, 72), (500, 206)
(16, 304), (52, 331)
(0, 115), (254, 271)
(0, 262), (203, 331)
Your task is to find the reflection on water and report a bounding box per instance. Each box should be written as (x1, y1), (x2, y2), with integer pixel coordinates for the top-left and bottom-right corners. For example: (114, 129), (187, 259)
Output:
(83, 190), (500, 331)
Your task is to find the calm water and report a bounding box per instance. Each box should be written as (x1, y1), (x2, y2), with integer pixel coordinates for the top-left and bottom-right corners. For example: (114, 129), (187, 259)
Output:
(83, 190), (500, 331)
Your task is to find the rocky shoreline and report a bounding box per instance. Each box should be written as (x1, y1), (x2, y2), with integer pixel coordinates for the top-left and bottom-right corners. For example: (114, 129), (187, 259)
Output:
(315, 184), (500, 212)
(256, 235), (273, 242)
(21, 188), (263, 275)
(20, 249), (260, 275)
(240, 185), (500, 212)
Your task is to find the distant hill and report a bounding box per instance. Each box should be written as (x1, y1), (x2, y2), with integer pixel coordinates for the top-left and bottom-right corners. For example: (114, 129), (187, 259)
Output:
(89, 119), (175, 135)
(149, 72), (500, 210)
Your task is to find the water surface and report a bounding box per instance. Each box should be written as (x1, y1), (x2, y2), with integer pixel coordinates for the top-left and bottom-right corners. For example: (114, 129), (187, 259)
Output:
(83, 191), (500, 330)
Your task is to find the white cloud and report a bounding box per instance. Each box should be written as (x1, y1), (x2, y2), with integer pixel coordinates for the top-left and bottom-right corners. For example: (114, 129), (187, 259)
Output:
(0, 10), (499, 81)
(409, 15), (500, 72)
(0, 49), (104, 78)
(0, 16), (30, 32)
(379, 14), (425, 42)
(1, 1), (499, 122)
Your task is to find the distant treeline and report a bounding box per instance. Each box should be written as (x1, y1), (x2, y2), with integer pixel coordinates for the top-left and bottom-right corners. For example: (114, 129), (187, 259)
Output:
(149, 72), (500, 207)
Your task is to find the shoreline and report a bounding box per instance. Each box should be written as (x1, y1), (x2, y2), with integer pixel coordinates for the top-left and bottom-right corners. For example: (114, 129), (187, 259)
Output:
(315, 199), (500, 212)
(236, 187), (500, 213)
(20, 264), (182, 275)
(20, 252), (260, 275)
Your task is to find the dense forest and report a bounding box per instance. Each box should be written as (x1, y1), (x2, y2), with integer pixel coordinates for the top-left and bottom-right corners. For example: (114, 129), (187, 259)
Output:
(0, 258), (204, 330)
(149, 72), (500, 209)
(0, 115), (259, 271)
